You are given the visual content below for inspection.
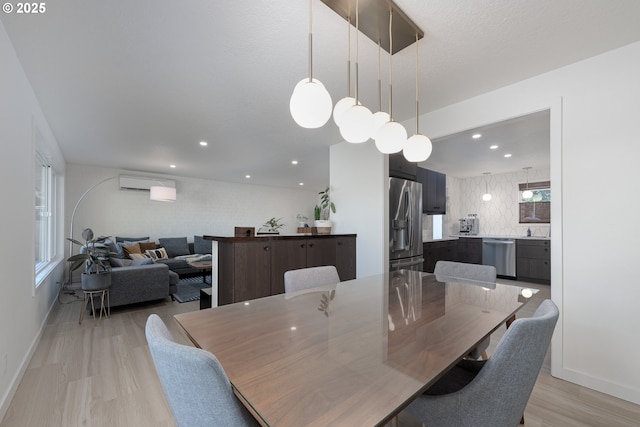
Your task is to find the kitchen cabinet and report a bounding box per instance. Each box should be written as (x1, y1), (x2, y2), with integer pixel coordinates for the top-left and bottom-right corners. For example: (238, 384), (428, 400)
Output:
(516, 239), (551, 284)
(423, 240), (458, 273)
(212, 235), (356, 305)
(389, 152), (417, 181)
(457, 237), (483, 264)
(417, 167), (446, 215)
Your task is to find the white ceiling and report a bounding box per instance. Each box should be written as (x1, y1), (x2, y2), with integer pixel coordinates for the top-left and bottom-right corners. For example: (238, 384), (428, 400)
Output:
(3, 0), (640, 189)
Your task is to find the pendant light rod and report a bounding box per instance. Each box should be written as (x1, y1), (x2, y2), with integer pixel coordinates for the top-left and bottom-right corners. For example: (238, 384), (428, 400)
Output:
(388, 9), (394, 120)
(354, 0), (360, 103)
(308, 0), (313, 82)
(414, 32), (419, 134)
(377, 40), (382, 111)
(346, 16), (351, 96)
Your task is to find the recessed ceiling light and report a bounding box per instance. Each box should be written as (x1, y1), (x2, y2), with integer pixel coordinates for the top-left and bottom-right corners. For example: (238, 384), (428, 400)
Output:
(472, 133), (482, 139)
(199, 141), (208, 146)
(245, 175), (251, 179)
(299, 182), (304, 186)
(504, 154), (512, 158)
(490, 145), (499, 149)
(291, 160), (299, 165)
(170, 164), (176, 168)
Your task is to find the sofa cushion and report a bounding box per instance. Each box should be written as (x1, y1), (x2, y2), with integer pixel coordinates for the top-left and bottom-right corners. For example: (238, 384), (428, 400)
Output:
(123, 243), (142, 258)
(131, 257), (154, 266)
(115, 236), (150, 243)
(129, 253), (150, 260)
(158, 237), (191, 258)
(145, 248), (169, 261)
(194, 235), (212, 255)
(110, 257), (132, 268)
(139, 241), (157, 251)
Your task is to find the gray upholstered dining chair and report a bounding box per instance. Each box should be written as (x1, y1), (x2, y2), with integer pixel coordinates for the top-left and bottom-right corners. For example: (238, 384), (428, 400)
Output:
(145, 314), (258, 427)
(283, 265), (340, 293)
(404, 299), (559, 427)
(434, 260), (497, 359)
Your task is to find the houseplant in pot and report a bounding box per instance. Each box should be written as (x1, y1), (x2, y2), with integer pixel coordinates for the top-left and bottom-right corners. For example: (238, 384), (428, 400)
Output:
(67, 228), (113, 291)
(314, 187), (336, 235)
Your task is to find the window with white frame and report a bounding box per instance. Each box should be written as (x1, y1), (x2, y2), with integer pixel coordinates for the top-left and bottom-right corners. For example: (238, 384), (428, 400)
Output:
(35, 150), (56, 277)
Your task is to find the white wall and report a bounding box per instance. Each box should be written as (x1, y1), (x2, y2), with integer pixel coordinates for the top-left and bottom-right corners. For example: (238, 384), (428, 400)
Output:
(65, 164), (319, 246)
(0, 21), (65, 420)
(416, 41), (640, 404)
(330, 142), (387, 278)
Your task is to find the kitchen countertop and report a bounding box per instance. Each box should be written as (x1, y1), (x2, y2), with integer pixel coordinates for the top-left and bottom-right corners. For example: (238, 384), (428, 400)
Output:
(424, 234), (551, 243)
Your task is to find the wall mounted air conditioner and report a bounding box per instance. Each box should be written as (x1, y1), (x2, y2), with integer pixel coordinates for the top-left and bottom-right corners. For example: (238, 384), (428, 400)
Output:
(119, 175), (176, 191)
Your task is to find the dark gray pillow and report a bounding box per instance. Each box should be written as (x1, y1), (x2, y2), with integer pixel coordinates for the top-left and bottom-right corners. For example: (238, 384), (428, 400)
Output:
(115, 236), (149, 243)
(158, 237), (190, 258)
(194, 235), (212, 254)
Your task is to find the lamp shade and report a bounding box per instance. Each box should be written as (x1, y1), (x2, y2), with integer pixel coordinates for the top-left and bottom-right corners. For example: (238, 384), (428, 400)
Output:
(482, 192), (492, 201)
(290, 78), (333, 128)
(522, 189), (533, 199)
(370, 111), (390, 139)
(403, 134), (433, 162)
(150, 186), (176, 202)
(333, 96), (357, 127)
(375, 121), (407, 154)
(339, 104), (373, 143)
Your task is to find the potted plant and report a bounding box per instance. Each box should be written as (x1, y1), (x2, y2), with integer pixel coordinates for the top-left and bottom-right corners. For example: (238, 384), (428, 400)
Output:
(257, 217), (285, 235)
(67, 228), (113, 291)
(314, 187), (336, 235)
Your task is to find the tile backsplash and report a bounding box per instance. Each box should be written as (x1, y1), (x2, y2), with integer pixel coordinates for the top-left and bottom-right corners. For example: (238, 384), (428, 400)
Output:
(424, 168), (551, 238)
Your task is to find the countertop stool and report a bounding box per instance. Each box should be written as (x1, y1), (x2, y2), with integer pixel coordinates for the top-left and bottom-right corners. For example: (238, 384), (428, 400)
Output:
(79, 288), (111, 325)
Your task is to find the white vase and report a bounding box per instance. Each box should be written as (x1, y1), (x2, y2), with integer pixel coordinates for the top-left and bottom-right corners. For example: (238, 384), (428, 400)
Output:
(314, 220), (332, 235)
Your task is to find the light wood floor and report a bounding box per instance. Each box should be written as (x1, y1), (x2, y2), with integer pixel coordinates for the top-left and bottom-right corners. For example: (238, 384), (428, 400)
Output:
(1, 282), (639, 427)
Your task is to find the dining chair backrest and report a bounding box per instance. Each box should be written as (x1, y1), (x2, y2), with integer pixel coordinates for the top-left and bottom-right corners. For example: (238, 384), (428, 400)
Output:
(405, 299), (559, 427)
(284, 265), (340, 293)
(434, 260), (497, 283)
(145, 314), (258, 427)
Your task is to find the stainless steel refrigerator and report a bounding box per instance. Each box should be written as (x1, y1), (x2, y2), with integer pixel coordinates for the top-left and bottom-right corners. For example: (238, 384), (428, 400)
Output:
(389, 177), (424, 272)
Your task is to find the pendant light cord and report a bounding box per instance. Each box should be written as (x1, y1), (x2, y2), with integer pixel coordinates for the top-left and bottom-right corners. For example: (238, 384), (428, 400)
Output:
(415, 33), (419, 134)
(354, 0), (360, 103)
(347, 16), (351, 97)
(308, 0), (313, 82)
(377, 41), (382, 111)
(388, 9), (394, 120)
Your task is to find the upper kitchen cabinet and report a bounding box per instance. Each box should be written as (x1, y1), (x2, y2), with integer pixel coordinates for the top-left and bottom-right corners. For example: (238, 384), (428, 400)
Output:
(417, 167), (446, 215)
(389, 153), (417, 181)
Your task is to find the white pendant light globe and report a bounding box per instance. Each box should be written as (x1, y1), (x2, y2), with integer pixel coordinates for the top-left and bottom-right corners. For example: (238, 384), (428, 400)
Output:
(333, 96), (357, 127)
(482, 192), (493, 201)
(340, 104), (374, 143)
(290, 78), (333, 129)
(403, 134), (433, 162)
(370, 111), (390, 139)
(522, 189), (533, 199)
(375, 121), (407, 154)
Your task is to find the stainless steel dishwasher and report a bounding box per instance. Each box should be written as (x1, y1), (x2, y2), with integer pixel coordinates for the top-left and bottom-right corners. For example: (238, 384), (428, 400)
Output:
(482, 238), (516, 278)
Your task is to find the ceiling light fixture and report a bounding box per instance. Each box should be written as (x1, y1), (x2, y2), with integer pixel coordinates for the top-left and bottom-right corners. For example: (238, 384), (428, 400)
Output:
(472, 133), (482, 139)
(199, 141), (208, 146)
(504, 153), (512, 158)
(482, 172), (492, 201)
(375, 9), (407, 154)
(403, 33), (432, 162)
(290, 0), (332, 128)
(490, 145), (498, 149)
(333, 16), (356, 128)
(522, 166), (533, 199)
(339, 0), (373, 143)
(291, 160), (299, 165)
(170, 164), (176, 168)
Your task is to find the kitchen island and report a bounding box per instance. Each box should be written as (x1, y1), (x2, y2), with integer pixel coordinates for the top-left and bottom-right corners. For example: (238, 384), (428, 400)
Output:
(204, 234), (356, 306)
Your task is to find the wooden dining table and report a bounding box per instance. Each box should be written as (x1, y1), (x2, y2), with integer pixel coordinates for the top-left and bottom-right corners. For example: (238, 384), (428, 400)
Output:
(174, 270), (535, 426)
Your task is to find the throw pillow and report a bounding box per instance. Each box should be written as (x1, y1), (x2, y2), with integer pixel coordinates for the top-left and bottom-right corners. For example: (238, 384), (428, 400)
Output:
(158, 237), (190, 258)
(194, 235), (212, 255)
(129, 253), (150, 260)
(116, 236), (150, 243)
(123, 243), (142, 258)
(131, 258), (154, 266)
(145, 248), (169, 261)
(139, 241), (157, 252)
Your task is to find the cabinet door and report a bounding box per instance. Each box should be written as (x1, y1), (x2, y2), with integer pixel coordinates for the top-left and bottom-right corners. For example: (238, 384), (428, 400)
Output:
(270, 239), (307, 295)
(457, 238), (482, 264)
(417, 167), (446, 215)
(306, 238), (337, 268)
(233, 241), (271, 302)
(389, 153), (417, 180)
(335, 236), (356, 280)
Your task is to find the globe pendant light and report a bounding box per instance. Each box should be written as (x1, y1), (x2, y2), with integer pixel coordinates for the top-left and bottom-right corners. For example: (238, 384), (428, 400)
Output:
(375, 10), (407, 154)
(522, 166), (533, 199)
(482, 172), (493, 201)
(339, 0), (373, 143)
(403, 33), (432, 162)
(370, 41), (390, 139)
(290, 0), (332, 129)
(333, 17), (356, 128)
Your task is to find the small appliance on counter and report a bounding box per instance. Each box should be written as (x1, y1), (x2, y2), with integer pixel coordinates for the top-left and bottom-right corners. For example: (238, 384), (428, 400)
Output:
(458, 214), (479, 235)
